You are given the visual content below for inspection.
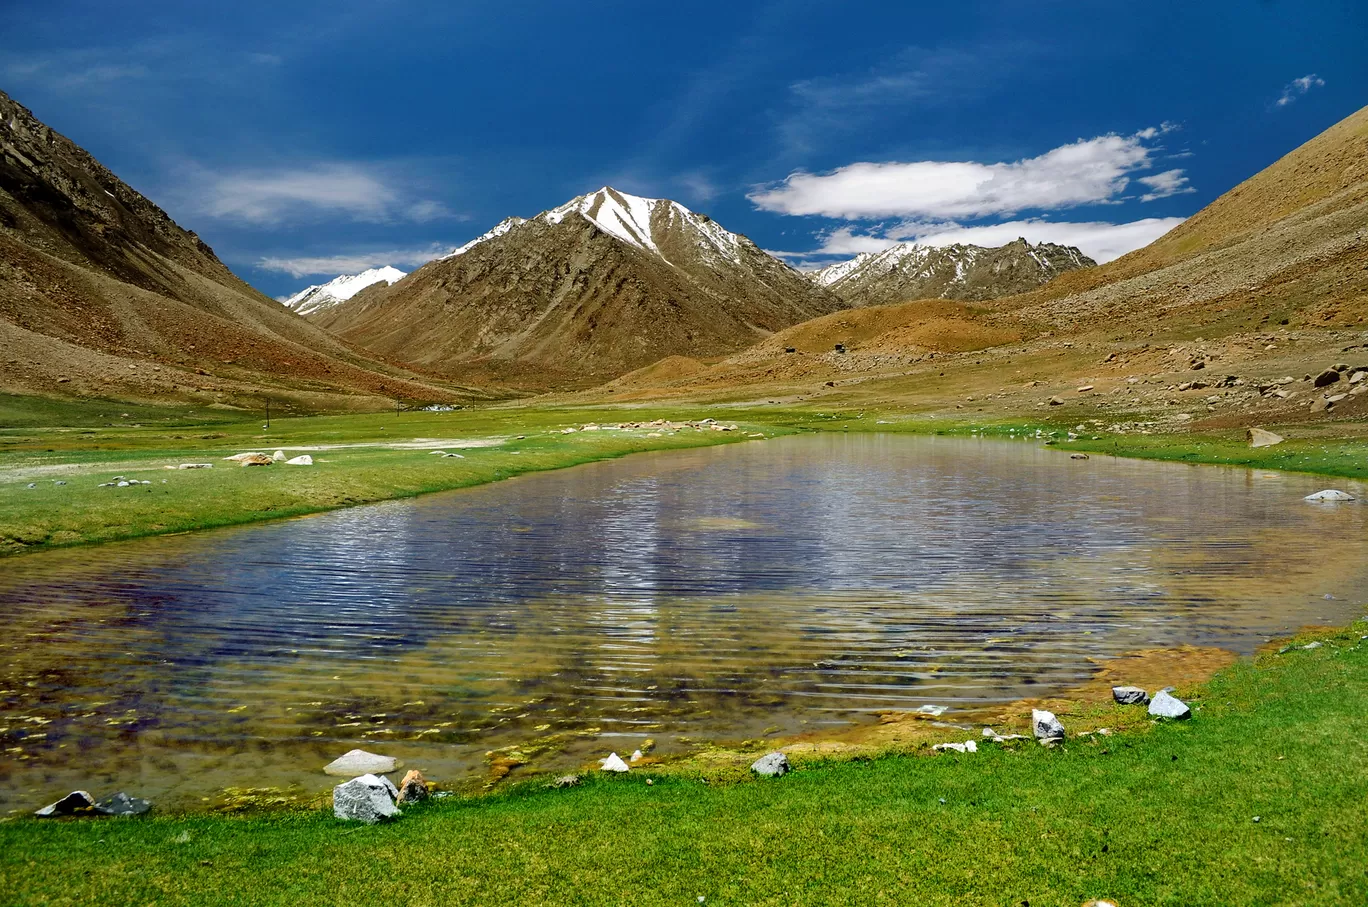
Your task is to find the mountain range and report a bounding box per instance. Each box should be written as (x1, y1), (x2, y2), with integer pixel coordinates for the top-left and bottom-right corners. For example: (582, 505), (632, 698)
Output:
(281, 266), (406, 317)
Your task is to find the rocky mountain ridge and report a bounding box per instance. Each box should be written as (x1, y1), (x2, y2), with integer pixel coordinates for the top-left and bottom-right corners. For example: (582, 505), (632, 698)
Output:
(811, 238), (1095, 307)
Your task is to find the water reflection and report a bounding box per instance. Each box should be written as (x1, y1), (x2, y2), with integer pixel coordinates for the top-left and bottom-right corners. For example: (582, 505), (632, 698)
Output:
(2, 434), (1365, 810)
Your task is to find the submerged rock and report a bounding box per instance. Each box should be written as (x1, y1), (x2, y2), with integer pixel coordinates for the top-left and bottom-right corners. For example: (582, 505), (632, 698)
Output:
(750, 752), (790, 777)
(600, 752), (630, 772)
(396, 770), (429, 804)
(1112, 686), (1150, 705)
(332, 774), (400, 824)
(324, 749), (400, 777)
(1032, 709), (1065, 743)
(1148, 690), (1192, 719)
(34, 790), (96, 818)
(1305, 489), (1355, 502)
(94, 792), (151, 816)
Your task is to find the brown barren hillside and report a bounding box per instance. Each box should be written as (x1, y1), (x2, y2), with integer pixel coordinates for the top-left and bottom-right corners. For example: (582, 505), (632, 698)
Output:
(313, 188), (846, 391)
(0, 89), (464, 411)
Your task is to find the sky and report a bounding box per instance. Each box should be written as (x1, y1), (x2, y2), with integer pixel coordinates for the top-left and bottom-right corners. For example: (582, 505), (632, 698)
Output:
(2, 0), (1364, 299)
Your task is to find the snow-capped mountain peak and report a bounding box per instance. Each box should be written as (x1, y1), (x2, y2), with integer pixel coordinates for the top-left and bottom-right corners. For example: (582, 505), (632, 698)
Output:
(440, 216), (526, 260)
(282, 265), (406, 316)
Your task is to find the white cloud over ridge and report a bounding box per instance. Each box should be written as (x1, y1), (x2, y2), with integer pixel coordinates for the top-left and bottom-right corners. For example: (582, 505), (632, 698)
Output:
(771, 217), (1185, 267)
(257, 245), (455, 278)
(749, 126), (1185, 220)
(1276, 74), (1325, 107)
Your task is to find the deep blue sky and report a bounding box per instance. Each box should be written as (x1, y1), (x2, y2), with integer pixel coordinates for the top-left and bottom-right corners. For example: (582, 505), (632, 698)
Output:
(3, 0), (1364, 297)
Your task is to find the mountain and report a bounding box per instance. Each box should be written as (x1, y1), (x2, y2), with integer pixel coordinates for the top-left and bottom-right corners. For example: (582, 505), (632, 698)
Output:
(810, 239), (1095, 307)
(282, 266), (406, 316)
(308, 187), (847, 389)
(0, 89), (459, 410)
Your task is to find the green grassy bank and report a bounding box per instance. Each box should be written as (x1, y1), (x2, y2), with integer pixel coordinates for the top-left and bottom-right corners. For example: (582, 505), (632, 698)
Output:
(3, 623), (1366, 906)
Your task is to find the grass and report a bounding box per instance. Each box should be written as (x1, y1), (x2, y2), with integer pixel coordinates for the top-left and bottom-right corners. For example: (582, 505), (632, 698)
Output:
(3, 623), (1367, 905)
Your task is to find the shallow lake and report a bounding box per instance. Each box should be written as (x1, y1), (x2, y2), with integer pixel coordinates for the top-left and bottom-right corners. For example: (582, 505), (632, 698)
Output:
(3, 433), (1366, 812)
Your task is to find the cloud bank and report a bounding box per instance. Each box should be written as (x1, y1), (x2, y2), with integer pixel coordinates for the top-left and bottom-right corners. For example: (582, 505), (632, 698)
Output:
(257, 245), (455, 279)
(750, 126), (1185, 220)
(180, 163), (452, 226)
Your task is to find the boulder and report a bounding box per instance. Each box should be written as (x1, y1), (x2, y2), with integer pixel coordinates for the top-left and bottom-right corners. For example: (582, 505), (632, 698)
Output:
(1148, 690), (1192, 719)
(1032, 709), (1065, 743)
(94, 792), (151, 816)
(34, 790), (96, 818)
(750, 752), (790, 777)
(1305, 489), (1355, 502)
(396, 770), (429, 804)
(238, 453), (274, 467)
(1246, 428), (1284, 448)
(600, 752), (630, 772)
(332, 774), (400, 824)
(324, 748), (400, 777)
(1112, 686), (1150, 705)
(1314, 368), (1340, 388)
(285, 455), (314, 466)
(1048, 396), (1065, 406)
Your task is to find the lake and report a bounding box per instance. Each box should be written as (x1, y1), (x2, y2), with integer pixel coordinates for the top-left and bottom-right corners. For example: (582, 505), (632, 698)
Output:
(3, 433), (1365, 812)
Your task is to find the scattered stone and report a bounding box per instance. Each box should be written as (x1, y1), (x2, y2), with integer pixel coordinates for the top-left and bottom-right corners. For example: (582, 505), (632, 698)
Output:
(1048, 396), (1065, 406)
(272, 450), (286, 461)
(1148, 690), (1192, 720)
(323, 749), (399, 777)
(223, 452), (266, 461)
(750, 752), (790, 777)
(442, 453), (465, 458)
(1032, 709), (1065, 743)
(237, 453), (274, 467)
(396, 770), (429, 804)
(35, 790), (96, 818)
(1302, 641), (1324, 650)
(1076, 385), (1094, 392)
(1112, 686), (1150, 705)
(630, 749), (644, 762)
(1305, 489), (1355, 502)
(600, 752), (630, 772)
(177, 463), (213, 469)
(548, 774), (581, 789)
(1070, 453), (1089, 460)
(915, 704), (948, 716)
(26, 482), (36, 489)
(1246, 428), (1284, 448)
(933, 740), (978, 754)
(332, 774), (400, 824)
(1314, 368), (1340, 388)
(94, 792), (151, 816)
(285, 455), (313, 466)
(1351, 371), (1367, 385)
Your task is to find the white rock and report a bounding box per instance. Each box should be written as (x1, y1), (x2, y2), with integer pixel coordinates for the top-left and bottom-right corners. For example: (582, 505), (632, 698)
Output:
(323, 748), (399, 777)
(285, 455), (313, 466)
(177, 463), (213, 469)
(1305, 489), (1355, 502)
(332, 774), (400, 824)
(1148, 690), (1192, 719)
(1246, 428), (1284, 448)
(1032, 709), (1065, 742)
(933, 740), (978, 754)
(272, 450), (286, 461)
(750, 752), (790, 777)
(223, 452), (266, 461)
(630, 749), (643, 762)
(600, 752), (630, 772)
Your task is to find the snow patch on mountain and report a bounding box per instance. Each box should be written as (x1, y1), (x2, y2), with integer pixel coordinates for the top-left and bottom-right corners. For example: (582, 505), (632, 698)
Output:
(441, 216), (527, 260)
(282, 266), (406, 316)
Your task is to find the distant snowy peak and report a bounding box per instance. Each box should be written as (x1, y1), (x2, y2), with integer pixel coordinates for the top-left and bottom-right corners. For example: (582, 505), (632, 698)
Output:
(441, 216), (526, 260)
(542, 187), (747, 265)
(283, 266), (407, 316)
(811, 238), (1094, 305)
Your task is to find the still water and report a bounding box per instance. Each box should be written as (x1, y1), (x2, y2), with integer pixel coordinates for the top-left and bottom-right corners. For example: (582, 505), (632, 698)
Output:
(3, 434), (1365, 811)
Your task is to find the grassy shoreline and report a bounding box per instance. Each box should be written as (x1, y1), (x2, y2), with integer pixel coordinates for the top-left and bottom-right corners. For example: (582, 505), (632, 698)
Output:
(3, 621), (1365, 905)
(4, 400), (1366, 559)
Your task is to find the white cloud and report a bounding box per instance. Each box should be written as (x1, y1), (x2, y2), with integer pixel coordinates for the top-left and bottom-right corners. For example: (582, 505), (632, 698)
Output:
(1137, 169), (1195, 202)
(772, 217), (1185, 267)
(183, 163), (452, 226)
(257, 245), (455, 278)
(750, 126), (1186, 220)
(1276, 74), (1325, 107)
